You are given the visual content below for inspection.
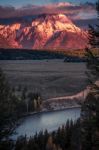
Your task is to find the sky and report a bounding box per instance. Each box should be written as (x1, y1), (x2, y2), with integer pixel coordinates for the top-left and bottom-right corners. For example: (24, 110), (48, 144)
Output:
(0, 0), (97, 7)
(0, 0), (97, 24)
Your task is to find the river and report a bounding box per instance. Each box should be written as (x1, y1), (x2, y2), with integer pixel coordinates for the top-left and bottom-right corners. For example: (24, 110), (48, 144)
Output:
(11, 108), (81, 140)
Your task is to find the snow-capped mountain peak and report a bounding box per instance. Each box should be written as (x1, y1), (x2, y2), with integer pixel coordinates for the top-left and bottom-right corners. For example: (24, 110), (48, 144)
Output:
(0, 13), (88, 50)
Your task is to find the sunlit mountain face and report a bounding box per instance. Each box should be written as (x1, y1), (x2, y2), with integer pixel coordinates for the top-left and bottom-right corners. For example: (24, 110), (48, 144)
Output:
(0, 0), (97, 50)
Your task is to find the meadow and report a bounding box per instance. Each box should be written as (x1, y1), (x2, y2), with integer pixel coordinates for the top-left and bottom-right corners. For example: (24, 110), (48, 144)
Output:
(0, 60), (88, 99)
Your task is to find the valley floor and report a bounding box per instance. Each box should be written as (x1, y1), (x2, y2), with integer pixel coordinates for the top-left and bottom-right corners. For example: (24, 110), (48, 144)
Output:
(0, 59), (88, 99)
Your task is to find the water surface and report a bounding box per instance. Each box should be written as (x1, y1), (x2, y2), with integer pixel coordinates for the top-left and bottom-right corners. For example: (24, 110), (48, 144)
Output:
(11, 108), (81, 140)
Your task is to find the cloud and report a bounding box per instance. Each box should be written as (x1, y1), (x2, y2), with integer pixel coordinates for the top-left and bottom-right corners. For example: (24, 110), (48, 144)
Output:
(0, 6), (16, 18)
(74, 18), (98, 29)
(0, 2), (97, 20)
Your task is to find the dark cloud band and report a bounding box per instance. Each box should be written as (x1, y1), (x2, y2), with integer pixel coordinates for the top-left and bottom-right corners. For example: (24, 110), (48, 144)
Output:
(0, 2), (96, 21)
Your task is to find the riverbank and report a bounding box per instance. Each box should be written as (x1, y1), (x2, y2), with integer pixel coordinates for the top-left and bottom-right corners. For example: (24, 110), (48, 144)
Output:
(22, 105), (81, 117)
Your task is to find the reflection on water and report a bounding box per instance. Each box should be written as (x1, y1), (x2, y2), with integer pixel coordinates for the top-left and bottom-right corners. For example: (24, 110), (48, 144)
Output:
(11, 108), (81, 140)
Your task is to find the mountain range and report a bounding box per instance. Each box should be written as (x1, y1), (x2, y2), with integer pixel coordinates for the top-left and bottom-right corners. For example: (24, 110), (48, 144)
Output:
(0, 13), (88, 50)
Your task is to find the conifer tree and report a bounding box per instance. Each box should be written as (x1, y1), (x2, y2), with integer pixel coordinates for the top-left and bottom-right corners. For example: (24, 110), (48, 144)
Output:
(0, 68), (12, 138)
(0, 68), (21, 139)
(81, 1), (99, 150)
(85, 0), (99, 85)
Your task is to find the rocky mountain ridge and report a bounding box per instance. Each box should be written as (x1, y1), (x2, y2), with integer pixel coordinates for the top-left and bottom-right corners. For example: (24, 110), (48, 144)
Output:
(0, 13), (88, 50)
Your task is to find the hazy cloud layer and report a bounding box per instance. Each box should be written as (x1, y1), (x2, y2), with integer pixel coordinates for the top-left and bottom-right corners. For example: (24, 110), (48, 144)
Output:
(0, 2), (97, 20)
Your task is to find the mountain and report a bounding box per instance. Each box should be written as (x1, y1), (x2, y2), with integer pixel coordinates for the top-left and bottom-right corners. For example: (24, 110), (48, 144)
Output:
(0, 14), (88, 50)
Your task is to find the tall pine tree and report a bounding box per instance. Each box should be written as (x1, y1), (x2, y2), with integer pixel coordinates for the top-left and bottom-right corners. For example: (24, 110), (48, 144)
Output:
(81, 1), (99, 150)
(85, 0), (99, 85)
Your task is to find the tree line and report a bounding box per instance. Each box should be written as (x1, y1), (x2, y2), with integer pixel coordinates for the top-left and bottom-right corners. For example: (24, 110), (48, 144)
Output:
(0, 119), (81, 150)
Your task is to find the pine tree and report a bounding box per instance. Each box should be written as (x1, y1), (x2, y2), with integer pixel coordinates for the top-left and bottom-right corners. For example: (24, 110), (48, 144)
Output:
(85, 0), (99, 85)
(81, 1), (99, 149)
(0, 68), (21, 139)
(0, 68), (12, 139)
(81, 92), (99, 150)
